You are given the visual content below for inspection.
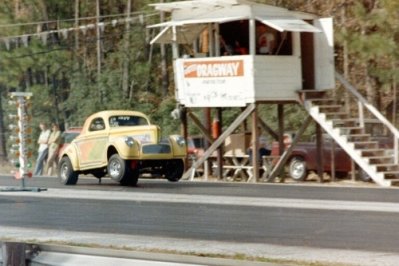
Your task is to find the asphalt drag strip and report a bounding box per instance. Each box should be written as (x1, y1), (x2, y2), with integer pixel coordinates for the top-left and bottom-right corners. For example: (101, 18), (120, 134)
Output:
(1, 187), (399, 214)
(1, 187), (399, 265)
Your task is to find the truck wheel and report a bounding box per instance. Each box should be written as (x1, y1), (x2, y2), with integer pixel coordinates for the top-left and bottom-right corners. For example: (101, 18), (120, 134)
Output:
(108, 154), (138, 186)
(164, 159), (184, 182)
(58, 156), (79, 185)
(289, 156), (307, 181)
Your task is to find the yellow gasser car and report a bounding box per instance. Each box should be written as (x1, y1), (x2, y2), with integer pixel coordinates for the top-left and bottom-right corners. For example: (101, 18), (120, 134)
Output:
(58, 110), (186, 186)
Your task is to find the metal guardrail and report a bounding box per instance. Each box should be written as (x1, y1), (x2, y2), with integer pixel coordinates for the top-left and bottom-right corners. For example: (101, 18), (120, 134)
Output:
(1, 242), (273, 266)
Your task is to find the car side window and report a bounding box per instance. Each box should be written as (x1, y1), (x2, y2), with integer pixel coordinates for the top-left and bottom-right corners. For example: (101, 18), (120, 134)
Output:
(89, 118), (105, 131)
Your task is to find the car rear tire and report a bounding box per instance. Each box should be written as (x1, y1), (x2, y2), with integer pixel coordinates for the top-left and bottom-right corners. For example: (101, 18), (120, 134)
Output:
(164, 159), (184, 182)
(289, 156), (307, 181)
(108, 154), (138, 186)
(58, 156), (79, 185)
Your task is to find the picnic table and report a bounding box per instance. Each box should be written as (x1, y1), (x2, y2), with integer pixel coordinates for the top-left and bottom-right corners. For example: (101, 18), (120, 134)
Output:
(212, 154), (280, 182)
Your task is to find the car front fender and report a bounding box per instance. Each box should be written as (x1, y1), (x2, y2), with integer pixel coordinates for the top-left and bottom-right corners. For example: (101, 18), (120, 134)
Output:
(59, 144), (80, 171)
(169, 135), (187, 157)
(108, 137), (141, 159)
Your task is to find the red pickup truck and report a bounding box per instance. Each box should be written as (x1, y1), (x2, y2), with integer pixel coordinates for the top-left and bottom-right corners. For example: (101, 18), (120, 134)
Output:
(270, 135), (392, 181)
(270, 137), (351, 181)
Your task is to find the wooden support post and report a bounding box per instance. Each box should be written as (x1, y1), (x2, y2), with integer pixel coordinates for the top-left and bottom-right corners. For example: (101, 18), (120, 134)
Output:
(251, 105), (259, 182)
(181, 107), (188, 170)
(204, 108), (212, 176)
(331, 140), (336, 182)
(316, 123), (324, 183)
(216, 108), (223, 180)
(2, 242), (26, 266)
(278, 104), (284, 156)
(277, 104), (285, 181)
(181, 107), (188, 142)
(204, 108), (212, 145)
(241, 107), (248, 132)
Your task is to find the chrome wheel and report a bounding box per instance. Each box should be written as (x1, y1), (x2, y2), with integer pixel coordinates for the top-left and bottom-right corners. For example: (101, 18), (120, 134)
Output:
(58, 156), (78, 185)
(60, 163), (68, 182)
(109, 159), (122, 179)
(107, 154), (137, 185)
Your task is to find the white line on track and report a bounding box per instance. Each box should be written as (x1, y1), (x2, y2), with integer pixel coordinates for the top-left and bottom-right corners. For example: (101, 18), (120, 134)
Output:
(1, 187), (399, 213)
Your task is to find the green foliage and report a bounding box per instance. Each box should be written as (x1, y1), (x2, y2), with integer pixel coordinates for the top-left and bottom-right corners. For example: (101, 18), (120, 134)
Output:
(150, 96), (180, 137)
(1, 0), (399, 157)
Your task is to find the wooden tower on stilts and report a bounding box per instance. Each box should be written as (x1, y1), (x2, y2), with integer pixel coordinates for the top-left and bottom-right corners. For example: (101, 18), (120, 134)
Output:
(148, 0), (338, 183)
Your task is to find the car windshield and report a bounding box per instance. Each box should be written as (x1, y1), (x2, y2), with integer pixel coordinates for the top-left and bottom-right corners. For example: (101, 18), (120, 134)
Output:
(109, 115), (148, 127)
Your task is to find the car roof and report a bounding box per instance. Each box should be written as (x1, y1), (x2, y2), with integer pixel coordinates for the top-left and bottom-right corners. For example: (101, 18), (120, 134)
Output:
(81, 110), (151, 135)
(88, 110), (149, 120)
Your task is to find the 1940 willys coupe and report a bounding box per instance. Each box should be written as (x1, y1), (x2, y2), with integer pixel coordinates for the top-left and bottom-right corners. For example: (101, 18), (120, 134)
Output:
(58, 110), (186, 186)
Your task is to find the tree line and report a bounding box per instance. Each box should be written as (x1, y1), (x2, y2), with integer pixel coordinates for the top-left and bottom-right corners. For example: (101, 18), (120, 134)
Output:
(1, 0), (399, 162)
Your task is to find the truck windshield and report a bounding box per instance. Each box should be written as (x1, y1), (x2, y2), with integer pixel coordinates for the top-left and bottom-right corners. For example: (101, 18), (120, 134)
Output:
(109, 116), (148, 127)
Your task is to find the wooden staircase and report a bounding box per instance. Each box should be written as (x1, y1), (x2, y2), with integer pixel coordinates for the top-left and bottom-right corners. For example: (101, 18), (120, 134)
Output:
(300, 73), (399, 187)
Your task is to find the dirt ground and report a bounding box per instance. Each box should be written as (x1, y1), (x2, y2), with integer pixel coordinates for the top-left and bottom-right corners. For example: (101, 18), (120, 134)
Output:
(0, 159), (378, 188)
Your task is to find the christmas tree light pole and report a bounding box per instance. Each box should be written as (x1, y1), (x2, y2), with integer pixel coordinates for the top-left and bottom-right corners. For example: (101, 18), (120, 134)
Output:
(2, 92), (46, 192)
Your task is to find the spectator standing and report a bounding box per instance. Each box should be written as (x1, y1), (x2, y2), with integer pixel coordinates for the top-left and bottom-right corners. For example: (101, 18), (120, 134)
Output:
(33, 122), (51, 176)
(45, 123), (62, 176)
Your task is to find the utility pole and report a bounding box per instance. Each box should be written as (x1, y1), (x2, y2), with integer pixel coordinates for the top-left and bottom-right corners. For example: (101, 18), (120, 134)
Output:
(74, 0), (79, 51)
(160, 0), (169, 96)
(122, 0), (132, 98)
(96, 0), (103, 102)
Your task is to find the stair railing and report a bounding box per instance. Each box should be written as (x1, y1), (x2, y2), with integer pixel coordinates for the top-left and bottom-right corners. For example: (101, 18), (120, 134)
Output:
(335, 72), (399, 164)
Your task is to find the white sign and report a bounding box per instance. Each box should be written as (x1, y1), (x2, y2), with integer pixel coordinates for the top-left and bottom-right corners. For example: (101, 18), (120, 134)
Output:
(175, 56), (253, 107)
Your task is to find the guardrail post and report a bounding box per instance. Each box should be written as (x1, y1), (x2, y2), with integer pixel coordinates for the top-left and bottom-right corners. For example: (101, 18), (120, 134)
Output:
(2, 242), (26, 266)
